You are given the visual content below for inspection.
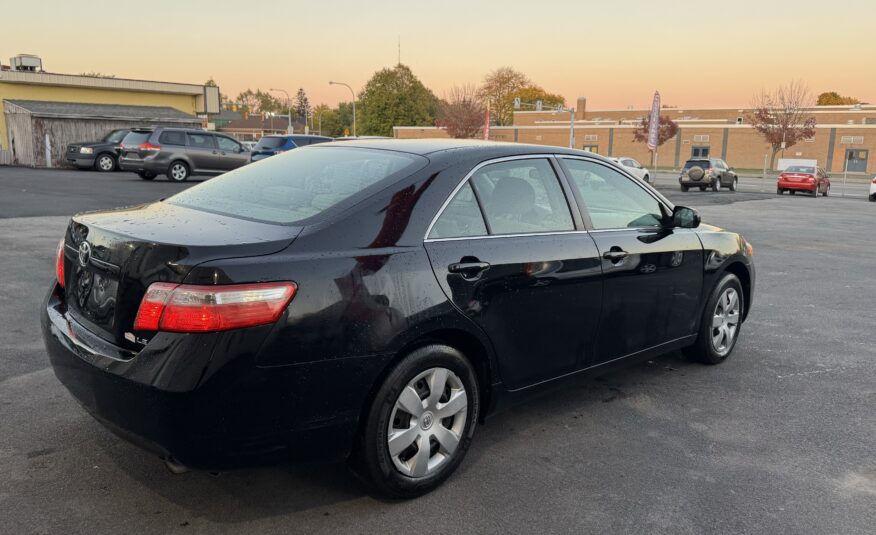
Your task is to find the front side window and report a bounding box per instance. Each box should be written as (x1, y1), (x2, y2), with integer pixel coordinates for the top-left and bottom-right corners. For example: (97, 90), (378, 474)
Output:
(216, 136), (241, 152)
(168, 147), (424, 224)
(187, 133), (215, 149)
(428, 183), (487, 239)
(470, 159), (574, 235)
(563, 158), (665, 230)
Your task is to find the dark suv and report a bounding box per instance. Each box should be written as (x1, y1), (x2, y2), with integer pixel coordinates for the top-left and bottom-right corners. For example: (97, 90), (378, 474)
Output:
(250, 134), (332, 162)
(118, 127), (250, 181)
(679, 158), (738, 192)
(66, 129), (130, 172)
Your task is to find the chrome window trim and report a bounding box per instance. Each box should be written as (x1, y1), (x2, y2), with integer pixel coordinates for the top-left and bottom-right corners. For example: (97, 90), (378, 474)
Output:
(423, 154), (572, 241)
(425, 230), (591, 243)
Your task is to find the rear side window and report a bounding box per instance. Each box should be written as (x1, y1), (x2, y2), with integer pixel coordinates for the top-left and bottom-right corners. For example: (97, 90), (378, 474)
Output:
(187, 133), (215, 149)
(168, 147), (425, 224)
(470, 159), (574, 235)
(684, 160), (709, 169)
(428, 183), (488, 239)
(255, 137), (287, 150)
(159, 131), (186, 145)
(122, 132), (151, 146)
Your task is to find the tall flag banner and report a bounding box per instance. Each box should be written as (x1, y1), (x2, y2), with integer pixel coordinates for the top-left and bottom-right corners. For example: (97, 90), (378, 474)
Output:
(483, 106), (490, 141)
(647, 91), (661, 151)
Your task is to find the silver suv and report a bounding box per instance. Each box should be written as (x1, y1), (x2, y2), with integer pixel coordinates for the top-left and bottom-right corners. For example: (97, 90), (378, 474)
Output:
(679, 158), (738, 192)
(118, 127), (250, 181)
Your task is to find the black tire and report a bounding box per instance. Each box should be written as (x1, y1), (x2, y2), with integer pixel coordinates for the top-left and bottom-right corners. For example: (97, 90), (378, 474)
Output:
(684, 273), (744, 365)
(167, 161), (190, 182)
(94, 153), (116, 173)
(137, 171), (156, 181)
(643, 174), (650, 183)
(869, 193), (875, 202)
(712, 177), (721, 192)
(699, 186), (706, 191)
(790, 190), (796, 195)
(776, 187), (783, 195)
(822, 185), (829, 197)
(352, 344), (480, 499)
(812, 187), (819, 198)
(730, 177), (738, 192)
(681, 185), (689, 192)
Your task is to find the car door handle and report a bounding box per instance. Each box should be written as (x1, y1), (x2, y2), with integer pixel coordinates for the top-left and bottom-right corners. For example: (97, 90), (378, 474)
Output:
(602, 249), (629, 262)
(448, 261), (490, 277)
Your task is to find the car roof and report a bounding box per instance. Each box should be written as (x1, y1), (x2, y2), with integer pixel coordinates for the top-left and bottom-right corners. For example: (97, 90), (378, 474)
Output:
(314, 138), (600, 159)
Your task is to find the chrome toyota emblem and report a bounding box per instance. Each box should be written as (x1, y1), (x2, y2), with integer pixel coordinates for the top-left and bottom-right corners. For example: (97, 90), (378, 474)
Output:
(78, 241), (92, 268)
(420, 411), (434, 430)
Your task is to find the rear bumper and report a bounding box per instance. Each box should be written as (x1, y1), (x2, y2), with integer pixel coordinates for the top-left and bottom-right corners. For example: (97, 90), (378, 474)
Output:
(777, 180), (817, 191)
(118, 157), (165, 174)
(679, 176), (715, 185)
(41, 284), (372, 470)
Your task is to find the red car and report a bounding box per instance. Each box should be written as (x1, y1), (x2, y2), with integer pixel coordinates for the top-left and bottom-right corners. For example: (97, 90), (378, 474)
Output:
(777, 166), (831, 197)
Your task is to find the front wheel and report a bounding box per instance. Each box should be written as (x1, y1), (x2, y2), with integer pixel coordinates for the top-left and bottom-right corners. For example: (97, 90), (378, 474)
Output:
(94, 154), (116, 172)
(684, 273), (744, 365)
(353, 344), (480, 499)
(167, 161), (190, 182)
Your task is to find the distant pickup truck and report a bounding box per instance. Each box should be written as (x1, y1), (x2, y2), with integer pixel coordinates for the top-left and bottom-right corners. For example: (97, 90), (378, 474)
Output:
(66, 129), (130, 172)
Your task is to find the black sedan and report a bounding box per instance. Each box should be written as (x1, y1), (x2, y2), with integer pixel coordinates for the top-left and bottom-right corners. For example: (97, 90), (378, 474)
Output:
(43, 140), (755, 498)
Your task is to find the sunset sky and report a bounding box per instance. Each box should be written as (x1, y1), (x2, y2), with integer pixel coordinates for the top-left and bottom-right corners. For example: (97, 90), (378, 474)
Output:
(4, 0), (874, 110)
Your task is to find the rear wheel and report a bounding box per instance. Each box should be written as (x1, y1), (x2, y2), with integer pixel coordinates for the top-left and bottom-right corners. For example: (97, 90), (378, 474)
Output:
(643, 174), (650, 183)
(869, 194), (876, 202)
(167, 161), (190, 182)
(94, 153), (116, 172)
(681, 185), (689, 192)
(352, 344), (480, 499)
(776, 187), (783, 195)
(699, 186), (706, 191)
(790, 190), (796, 195)
(712, 177), (721, 192)
(812, 186), (820, 197)
(137, 171), (156, 181)
(730, 177), (738, 191)
(822, 185), (829, 197)
(684, 273), (744, 365)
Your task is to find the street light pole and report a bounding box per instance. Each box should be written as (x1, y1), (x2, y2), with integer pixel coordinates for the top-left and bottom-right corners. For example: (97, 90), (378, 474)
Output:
(329, 81), (356, 137)
(269, 88), (292, 134)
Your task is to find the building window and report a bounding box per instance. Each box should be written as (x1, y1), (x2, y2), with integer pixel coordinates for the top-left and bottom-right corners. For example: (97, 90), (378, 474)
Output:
(691, 146), (710, 158)
(693, 134), (710, 142)
(583, 134), (598, 142)
(840, 135), (864, 144)
(736, 117), (744, 125)
(582, 144), (598, 153)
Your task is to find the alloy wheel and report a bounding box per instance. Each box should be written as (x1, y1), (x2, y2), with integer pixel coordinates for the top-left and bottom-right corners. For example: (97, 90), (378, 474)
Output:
(711, 287), (740, 356)
(387, 367), (468, 478)
(170, 163), (188, 181)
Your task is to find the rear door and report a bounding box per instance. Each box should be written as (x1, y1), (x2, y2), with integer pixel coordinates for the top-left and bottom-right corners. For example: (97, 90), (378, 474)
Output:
(215, 135), (249, 171)
(424, 157), (603, 390)
(186, 132), (220, 172)
(559, 156), (704, 365)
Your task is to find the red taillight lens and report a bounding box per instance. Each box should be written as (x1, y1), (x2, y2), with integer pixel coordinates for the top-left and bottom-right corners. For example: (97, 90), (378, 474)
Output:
(138, 142), (161, 152)
(871, 178), (876, 184)
(55, 239), (65, 289)
(133, 282), (297, 333)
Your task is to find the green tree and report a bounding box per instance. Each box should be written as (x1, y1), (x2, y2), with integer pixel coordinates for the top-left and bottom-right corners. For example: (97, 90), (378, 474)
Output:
(295, 88), (311, 122)
(816, 91), (861, 106)
(358, 64), (439, 136)
(479, 67), (530, 126)
(204, 77), (218, 87)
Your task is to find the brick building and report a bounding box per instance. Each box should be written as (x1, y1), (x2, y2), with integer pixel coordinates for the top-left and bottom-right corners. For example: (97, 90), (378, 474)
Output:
(395, 97), (876, 174)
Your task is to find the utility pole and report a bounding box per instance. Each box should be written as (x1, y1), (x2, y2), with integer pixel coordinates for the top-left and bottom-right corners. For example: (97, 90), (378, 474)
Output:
(329, 81), (356, 137)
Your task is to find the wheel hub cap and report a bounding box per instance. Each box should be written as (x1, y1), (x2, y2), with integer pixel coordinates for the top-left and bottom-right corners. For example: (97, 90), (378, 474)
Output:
(387, 367), (468, 478)
(711, 287), (740, 355)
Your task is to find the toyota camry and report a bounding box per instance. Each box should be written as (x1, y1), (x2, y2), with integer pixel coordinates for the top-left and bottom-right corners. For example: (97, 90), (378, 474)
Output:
(43, 139), (755, 498)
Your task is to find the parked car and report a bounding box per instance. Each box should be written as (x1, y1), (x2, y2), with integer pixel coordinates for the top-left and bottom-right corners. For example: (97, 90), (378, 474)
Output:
(66, 129), (130, 172)
(242, 141), (258, 151)
(609, 156), (650, 182)
(44, 140), (755, 498)
(679, 158), (738, 191)
(776, 166), (830, 197)
(250, 135), (332, 162)
(334, 136), (392, 141)
(870, 176), (876, 202)
(118, 127), (250, 181)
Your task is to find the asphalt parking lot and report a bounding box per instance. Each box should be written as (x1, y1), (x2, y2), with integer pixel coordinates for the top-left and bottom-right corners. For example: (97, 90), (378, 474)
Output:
(1, 167), (874, 534)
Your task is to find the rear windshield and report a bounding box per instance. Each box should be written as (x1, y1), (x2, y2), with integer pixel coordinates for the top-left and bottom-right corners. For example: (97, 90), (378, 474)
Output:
(167, 147), (426, 224)
(255, 136), (287, 150)
(786, 166), (815, 174)
(121, 132), (151, 146)
(684, 160), (709, 169)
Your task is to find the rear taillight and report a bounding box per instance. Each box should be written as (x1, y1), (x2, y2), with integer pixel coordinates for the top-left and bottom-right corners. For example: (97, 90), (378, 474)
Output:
(871, 178), (876, 184)
(55, 239), (65, 289)
(138, 143), (161, 152)
(133, 282), (297, 333)
(706, 168), (714, 175)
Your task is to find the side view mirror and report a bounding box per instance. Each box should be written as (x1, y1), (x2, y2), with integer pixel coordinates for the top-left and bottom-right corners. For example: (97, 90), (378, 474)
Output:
(672, 206), (700, 228)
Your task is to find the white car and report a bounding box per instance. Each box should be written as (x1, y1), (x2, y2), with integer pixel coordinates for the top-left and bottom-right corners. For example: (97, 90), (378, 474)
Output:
(870, 176), (876, 202)
(610, 156), (651, 183)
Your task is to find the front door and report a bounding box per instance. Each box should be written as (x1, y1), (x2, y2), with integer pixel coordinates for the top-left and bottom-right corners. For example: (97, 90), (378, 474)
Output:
(559, 157), (704, 365)
(215, 135), (249, 171)
(845, 149), (868, 173)
(424, 157), (603, 390)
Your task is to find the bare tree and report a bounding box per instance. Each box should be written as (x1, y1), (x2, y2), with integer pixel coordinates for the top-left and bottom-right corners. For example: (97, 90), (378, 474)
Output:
(632, 115), (679, 165)
(478, 67), (530, 126)
(436, 85), (485, 138)
(748, 82), (816, 170)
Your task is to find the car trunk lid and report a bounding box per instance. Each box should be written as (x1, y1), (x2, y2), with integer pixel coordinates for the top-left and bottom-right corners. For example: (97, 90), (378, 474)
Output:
(62, 201), (301, 349)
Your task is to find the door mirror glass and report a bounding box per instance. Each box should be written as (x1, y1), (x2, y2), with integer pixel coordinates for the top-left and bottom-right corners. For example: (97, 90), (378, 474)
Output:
(672, 206), (700, 228)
